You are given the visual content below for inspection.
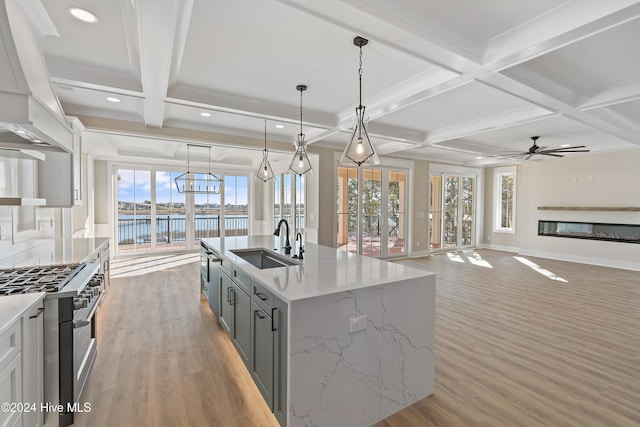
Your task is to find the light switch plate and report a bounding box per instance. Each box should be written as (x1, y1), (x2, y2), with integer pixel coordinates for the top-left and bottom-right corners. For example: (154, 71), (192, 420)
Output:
(350, 315), (367, 333)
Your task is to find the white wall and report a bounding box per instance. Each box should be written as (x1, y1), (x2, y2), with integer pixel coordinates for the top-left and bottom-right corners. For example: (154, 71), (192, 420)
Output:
(515, 149), (640, 270)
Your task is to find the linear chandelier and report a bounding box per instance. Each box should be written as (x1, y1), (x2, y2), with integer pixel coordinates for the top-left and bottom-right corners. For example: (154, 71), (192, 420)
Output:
(257, 119), (275, 182)
(174, 144), (222, 194)
(289, 84), (313, 176)
(340, 36), (379, 167)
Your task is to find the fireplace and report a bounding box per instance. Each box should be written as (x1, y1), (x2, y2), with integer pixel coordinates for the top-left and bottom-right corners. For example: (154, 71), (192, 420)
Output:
(538, 220), (640, 244)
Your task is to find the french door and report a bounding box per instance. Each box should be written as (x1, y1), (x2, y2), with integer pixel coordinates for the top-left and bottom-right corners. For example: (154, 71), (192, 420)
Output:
(430, 174), (475, 251)
(337, 166), (407, 258)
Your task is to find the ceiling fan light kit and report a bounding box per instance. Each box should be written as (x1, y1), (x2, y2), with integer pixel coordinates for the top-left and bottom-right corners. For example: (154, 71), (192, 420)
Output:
(501, 136), (591, 161)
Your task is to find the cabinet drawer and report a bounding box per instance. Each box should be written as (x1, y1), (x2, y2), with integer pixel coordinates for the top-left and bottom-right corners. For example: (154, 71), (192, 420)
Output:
(0, 320), (21, 372)
(232, 266), (251, 294)
(251, 280), (274, 312)
(220, 257), (232, 275)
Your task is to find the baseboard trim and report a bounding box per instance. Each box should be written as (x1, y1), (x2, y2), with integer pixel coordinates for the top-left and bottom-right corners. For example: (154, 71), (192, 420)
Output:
(517, 249), (640, 272)
(478, 244), (520, 253)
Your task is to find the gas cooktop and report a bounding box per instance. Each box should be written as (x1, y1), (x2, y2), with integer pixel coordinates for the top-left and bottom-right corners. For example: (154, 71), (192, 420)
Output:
(0, 264), (83, 296)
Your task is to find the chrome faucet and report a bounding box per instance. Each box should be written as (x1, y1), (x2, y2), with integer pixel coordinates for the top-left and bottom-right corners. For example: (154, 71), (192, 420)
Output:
(273, 219), (292, 255)
(293, 232), (304, 260)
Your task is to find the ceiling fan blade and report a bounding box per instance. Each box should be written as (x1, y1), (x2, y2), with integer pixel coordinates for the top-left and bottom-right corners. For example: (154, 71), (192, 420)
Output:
(552, 149), (590, 153)
(524, 154), (534, 160)
(540, 152), (563, 157)
(552, 145), (587, 151)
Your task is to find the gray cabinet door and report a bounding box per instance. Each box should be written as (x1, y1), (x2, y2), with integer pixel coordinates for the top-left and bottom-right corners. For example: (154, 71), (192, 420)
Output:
(233, 283), (251, 368)
(219, 270), (234, 336)
(208, 262), (220, 318)
(273, 297), (288, 426)
(251, 302), (274, 410)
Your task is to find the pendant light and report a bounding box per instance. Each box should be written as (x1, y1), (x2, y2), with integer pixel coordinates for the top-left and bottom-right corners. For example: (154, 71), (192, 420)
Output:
(174, 144), (222, 193)
(289, 84), (312, 176)
(256, 119), (275, 182)
(340, 36), (379, 167)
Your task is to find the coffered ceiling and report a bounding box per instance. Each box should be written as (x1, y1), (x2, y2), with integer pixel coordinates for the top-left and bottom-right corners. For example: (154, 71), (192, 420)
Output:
(29, 0), (640, 168)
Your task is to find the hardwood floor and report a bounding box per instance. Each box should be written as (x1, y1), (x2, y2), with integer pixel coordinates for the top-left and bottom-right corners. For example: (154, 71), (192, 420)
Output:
(73, 250), (640, 427)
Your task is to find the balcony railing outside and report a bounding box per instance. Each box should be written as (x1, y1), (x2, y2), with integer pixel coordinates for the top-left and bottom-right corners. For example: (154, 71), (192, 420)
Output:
(118, 215), (248, 246)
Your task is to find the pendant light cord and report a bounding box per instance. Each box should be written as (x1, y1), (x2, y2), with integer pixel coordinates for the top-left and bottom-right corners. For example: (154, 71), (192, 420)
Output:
(264, 119), (267, 153)
(299, 87), (304, 139)
(358, 44), (363, 108)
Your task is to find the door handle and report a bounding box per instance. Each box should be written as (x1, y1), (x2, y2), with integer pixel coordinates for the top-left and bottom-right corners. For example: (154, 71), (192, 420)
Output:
(271, 307), (277, 331)
(73, 320), (90, 328)
(29, 307), (45, 318)
(230, 289), (235, 305)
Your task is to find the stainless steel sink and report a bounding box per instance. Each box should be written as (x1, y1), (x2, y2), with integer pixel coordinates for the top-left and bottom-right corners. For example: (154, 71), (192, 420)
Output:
(231, 248), (299, 269)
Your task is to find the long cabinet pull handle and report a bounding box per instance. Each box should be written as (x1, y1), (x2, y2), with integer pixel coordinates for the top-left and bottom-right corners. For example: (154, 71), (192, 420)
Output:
(29, 307), (45, 318)
(271, 307), (277, 331)
(230, 289), (235, 305)
(256, 310), (265, 320)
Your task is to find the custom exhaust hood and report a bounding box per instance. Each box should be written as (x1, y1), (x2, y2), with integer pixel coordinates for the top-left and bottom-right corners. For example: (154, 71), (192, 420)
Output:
(0, 0), (73, 153)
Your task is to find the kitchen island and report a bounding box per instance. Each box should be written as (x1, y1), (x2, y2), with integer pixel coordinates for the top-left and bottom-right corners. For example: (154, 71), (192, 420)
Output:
(201, 235), (435, 427)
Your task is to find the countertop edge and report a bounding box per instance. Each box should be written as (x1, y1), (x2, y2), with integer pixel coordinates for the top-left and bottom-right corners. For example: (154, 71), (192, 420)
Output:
(0, 293), (46, 336)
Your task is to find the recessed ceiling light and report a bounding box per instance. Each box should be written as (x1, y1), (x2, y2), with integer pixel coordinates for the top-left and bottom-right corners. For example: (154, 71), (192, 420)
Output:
(33, 139), (42, 143)
(16, 130), (26, 134)
(68, 7), (98, 23)
(106, 97), (121, 103)
(476, 156), (484, 160)
(561, 144), (570, 148)
(200, 112), (211, 117)
(275, 124), (285, 129)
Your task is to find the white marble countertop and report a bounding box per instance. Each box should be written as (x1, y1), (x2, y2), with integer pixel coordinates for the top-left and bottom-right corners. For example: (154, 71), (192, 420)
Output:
(0, 293), (45, 335)
(201, 235), (434, 303)
(0, 237), (109, 268)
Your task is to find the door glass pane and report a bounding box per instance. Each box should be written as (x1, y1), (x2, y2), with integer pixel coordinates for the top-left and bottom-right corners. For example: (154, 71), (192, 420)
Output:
(155, 171), (187, 250)
(337, 167), (357, 253)
(430, 175), (442, 249)
(117, 169), (151, 253)
(462, 177), (474, 246)
(224, 175), (248, 236)
(362, 169), (382, 257)
(194, 173), (221, 241)
(443, 176), (459, 249)
(388, 171), (406, 255)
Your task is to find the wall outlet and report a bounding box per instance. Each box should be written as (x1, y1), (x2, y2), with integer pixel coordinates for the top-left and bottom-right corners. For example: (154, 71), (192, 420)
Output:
(350, 315), (367, 333)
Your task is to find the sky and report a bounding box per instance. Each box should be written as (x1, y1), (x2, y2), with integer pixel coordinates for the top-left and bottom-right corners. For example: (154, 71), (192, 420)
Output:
(117, 169), (248, 204)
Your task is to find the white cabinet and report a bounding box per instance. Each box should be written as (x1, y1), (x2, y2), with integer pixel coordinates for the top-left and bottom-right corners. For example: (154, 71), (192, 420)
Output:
(22, 300), (44, 427)
(0, 318), (23, 427)
(72, 133), (82, 205)
(38, 151), (73, 207)
(0, 294), (45, 427)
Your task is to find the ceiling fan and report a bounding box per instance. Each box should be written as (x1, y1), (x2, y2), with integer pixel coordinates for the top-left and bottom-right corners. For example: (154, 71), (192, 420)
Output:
(503, 136), (590, 160)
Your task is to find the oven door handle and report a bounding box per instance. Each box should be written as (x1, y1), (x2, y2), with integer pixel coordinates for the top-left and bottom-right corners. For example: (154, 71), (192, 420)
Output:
(73, 292), (103, 329)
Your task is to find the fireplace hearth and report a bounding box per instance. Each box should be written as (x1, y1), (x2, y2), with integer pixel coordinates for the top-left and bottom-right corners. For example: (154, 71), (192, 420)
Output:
(538, 220), (640, 244)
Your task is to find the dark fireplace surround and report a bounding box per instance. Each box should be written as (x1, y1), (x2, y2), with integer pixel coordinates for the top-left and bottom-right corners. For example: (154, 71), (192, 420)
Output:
(538, 220), (640, 244)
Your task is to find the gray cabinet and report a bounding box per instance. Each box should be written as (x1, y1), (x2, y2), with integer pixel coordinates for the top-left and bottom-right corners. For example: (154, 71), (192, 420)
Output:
(207, 262), (220, 318)
(232, 282), (251, 368)
(273, 297), (288, 426)
(219, 270), (234, 336)
(251, 302), (274, 410)
(209, 252), (288, 426)
(219, 269), (251, 368)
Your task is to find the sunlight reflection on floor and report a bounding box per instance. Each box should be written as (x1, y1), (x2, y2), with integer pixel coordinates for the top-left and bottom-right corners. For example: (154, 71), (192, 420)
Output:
(111, 253), (199, 278)
(514, 256), (568, 282)
(445, 250), (493, 268)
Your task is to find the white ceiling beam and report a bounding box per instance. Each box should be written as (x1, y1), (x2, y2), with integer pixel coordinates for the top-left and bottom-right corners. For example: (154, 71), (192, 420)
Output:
(577, 77), (640, 110)
(133, 0), (193, 128)
(425, 107), (556, 145)
(48, 58), (143, 95)
(485, 0), (640, 69)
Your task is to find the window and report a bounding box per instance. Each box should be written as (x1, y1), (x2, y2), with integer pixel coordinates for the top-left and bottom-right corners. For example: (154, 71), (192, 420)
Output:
(494, 168), (516, 232)
(273, 173), (305, 235)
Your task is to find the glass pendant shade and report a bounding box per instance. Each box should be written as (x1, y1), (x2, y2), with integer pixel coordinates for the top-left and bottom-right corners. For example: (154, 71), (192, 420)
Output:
(257, 120), (275, 182)
(340, 105), (379, 166)
(289, 134), (312, 175)
(174, 144), (222, 193)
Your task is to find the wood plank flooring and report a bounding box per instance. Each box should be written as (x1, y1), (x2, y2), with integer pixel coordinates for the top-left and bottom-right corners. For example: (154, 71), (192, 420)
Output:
(73, 250), (640, 427)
